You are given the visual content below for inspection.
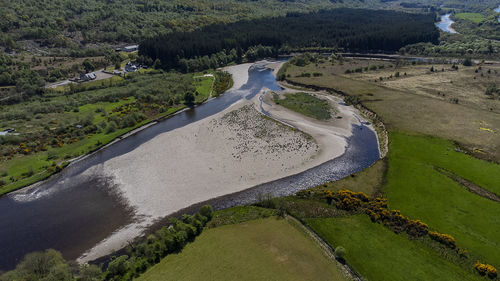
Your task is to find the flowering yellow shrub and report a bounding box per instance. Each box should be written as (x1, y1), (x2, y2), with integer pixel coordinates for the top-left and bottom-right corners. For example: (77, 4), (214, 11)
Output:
(406, 219), (429, 236)
(333, 189), (369, 210)
(336, 189), (369, 202)
(327, 189), (451, 246)
(324, 190), (334, 204)
(475, 261), (498, 279)
(337, 196), (361, 210)
(429, 231), (456, 249)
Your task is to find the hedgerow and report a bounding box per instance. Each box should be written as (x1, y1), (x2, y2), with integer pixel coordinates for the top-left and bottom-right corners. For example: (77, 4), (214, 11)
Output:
(326, 189), (456, 249)
(103, 205), (213, 281)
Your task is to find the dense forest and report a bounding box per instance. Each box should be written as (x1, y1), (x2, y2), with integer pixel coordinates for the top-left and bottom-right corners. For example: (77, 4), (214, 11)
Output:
(400, 0), (500, 12)
(0, 0), (386, 51)
(0, 0), (497, 57)
(139, 9), (439, 71)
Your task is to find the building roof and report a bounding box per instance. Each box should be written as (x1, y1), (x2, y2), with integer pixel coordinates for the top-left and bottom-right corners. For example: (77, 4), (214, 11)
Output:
(123, 45), (139, 51)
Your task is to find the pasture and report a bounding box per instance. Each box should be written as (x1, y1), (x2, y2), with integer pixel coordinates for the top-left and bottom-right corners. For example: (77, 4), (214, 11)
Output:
(138, 217), (348, 281)
(307, 215), (482, 281)
(285, 59), (500, 161)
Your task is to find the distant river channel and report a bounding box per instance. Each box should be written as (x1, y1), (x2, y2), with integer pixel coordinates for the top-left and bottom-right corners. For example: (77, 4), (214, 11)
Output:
(0, 61), (379, 270)
(495, 4), (500, 22)
(436, 13), (457, 34)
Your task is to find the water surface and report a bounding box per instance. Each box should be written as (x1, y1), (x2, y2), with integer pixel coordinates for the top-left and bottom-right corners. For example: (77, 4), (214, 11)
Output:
(495, 4), (500, 22)
(0, 62), (379, 270)
(436, 13), (457, 33)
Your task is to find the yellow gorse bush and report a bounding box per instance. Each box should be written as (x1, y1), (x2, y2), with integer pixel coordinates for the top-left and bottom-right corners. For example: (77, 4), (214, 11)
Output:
(318, 187), (499, 276)
(428, 231), (456, 249)
(334, 189), (369, 211)
(323, 189), (452, 245)
(475, 261), (498, 279)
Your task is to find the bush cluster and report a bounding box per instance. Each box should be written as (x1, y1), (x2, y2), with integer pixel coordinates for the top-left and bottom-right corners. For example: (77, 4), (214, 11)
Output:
(105, 205), (213, 280)
(332, 189), (369, 211)
(322, 189), (456, 249)
(214, 71), (232, 97)
(475, 261), (498, 279)
(366, 204), (429, 237)
(428, 231), (456, 249)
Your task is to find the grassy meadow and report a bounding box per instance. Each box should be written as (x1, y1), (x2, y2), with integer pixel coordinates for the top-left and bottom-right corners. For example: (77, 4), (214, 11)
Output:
(309, 159), (386, 196)
(384, 132), (500, 267)
(137, 217), (348, 281)
(307, 215), (482, 281)
(455, 13), (487, 23)
(285, 57), (500, 161)
(273, 92), (332, 120)
(278, 56), (500, 279)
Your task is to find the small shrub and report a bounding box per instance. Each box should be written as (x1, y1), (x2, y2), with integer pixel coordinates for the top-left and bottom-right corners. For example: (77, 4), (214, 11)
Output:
(256, 193), (277, 209)
(344, 95), (360, 106)
(106, 121), (117, 134)
(463, 57), (472, 66)
(324, 190), (334, 204)
(199, 205), (213, 220)
(334, 246), (346, 261)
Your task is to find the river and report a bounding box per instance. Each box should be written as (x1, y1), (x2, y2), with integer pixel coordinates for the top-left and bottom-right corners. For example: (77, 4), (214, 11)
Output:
(495, 4), (500, 22)
(0, 61), (379, 270)
(436, 13), (457, 34)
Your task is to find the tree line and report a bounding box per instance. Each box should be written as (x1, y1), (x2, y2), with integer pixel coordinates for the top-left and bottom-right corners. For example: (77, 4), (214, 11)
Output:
(139, 9), (439, 71)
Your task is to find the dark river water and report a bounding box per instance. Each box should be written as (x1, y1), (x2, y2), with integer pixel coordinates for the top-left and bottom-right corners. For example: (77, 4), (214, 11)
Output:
(0, 62), (379, 270)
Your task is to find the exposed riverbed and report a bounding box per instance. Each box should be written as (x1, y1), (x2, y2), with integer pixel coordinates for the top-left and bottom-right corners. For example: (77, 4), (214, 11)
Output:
(0, 61), (379, 270)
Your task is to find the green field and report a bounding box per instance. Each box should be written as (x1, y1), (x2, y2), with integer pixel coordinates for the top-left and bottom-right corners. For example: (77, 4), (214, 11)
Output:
(307, 215), (482, 281)
(273, 92), (331, 120)
(310, 159), (386, 196)
(138, 217), (348, 281)
(281, 59), (500, 278)
(384, 132), (500, 267)
(193, 75), (214, 103)
(455, 13), (486, 23)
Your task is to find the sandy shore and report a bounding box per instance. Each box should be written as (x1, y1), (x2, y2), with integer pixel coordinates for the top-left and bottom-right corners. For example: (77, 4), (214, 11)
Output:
(221, 63), (252, 90)
(77, 62), (367, 263)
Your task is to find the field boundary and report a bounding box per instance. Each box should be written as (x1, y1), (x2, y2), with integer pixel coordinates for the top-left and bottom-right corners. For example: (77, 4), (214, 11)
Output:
(286, 215), (363, 281)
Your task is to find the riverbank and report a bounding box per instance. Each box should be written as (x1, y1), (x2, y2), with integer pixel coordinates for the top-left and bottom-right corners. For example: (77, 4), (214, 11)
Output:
(78, 62), (370, 263)
(222, 63), (252, 90)
(1, 71), (226, 197)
